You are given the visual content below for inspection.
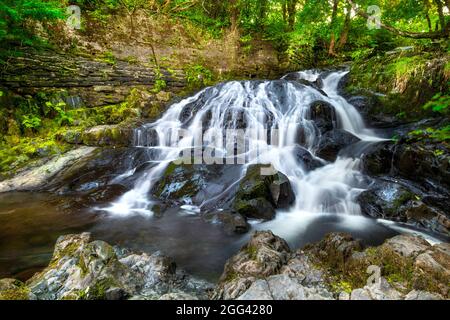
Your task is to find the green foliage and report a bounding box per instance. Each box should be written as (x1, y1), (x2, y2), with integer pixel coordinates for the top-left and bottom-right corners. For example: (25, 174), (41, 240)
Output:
(44, 101), (74, 126)
(98, 51), (116, 65)
(152, 79), (167, 93)
(21, 114), (41, 130)
(423, 93), (450, 114)
(185, 64), (213, 88)
(0, 0), (64, 46)
(408, 126), (450, 142)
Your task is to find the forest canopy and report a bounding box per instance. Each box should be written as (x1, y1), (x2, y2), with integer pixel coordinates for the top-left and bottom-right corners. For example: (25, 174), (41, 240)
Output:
(0, 0), (448, 61)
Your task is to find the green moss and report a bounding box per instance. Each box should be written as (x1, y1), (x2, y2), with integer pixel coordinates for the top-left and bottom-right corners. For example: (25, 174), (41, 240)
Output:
(245, 245), (258, 260)
(0, 281), (30, 300)
(309, 244), (416, 295)
(223, 270), (239, 283)
(81, 278), (119, 300)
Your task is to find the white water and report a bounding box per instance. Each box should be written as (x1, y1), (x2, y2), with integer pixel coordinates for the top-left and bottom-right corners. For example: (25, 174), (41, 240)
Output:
(104, 70), (385, 219)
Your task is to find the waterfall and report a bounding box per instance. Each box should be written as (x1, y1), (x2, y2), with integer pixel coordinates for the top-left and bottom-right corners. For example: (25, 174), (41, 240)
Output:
(104, 69), (385, 218)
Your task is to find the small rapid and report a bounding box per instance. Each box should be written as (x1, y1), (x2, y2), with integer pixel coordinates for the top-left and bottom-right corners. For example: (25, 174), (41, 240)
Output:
(104, 69), (385, 220)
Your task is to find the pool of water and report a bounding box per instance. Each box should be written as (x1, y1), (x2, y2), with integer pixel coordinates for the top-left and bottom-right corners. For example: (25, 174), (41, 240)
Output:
(0, 191), (446, 283)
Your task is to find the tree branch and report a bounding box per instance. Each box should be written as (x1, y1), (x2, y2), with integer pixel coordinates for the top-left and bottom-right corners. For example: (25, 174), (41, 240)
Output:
(346, 0), (449, 39)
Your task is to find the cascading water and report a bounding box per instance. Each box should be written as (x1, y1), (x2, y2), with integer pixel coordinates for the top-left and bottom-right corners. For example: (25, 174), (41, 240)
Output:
(104, 69), (386, 221)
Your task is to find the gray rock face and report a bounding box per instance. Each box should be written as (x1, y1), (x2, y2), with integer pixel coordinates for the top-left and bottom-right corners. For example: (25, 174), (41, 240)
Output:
(213, 231), (332, 300)
(14, 233), (212, 300)
(1, 231), (448, 301)
(382, 235), (430, 258)
(0, 147), (96, 193)
(237, 274), (333, 300)
(404, 290), (443, 300)
(350, 278), (403, 300)
(0, 51), (186, 108)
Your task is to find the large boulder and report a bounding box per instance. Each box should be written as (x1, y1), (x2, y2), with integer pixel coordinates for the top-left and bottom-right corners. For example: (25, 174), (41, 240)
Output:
(316, 129), (360, 162)
(213, 231), (334, 300)
(361, 141), (396, 176)
(308, 101), (336, 134)
(232, 164), (295, 220)
(3, 233), (212, 300)
(293, 146), (323, 171)
(81, 125), (133, 147)
(152, 161), (242, 208)
(305, 232), (450, 299)
(357, 180), (450, 236)
(361, 140), (450, 192)
(203, 211), (250, 235)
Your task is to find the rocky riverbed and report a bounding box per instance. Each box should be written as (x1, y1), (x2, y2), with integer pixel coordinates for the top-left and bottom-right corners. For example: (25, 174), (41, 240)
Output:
(0, 230), (448, 300)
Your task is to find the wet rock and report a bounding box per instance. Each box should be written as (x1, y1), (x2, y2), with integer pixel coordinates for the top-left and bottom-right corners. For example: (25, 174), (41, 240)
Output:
(283, 73), (325, 95)
(361, 141), (396, 176)
(308, 101), (336, 134)
(48, 147), (151, 195)
(393, 142), (450, 191)
(152, 162), (216, 204)
(357, 181), (416, 220)
(83, 184), (129, 203)
(12, 232), (212, 300)
(203, 211), (250, 234)
(0, 147), (96, 193)
(234, 197), (276, 221)
(316, 129), (360, 162)
(81, 125), (133, 147)
(233, 164), (295, 220)
(361, 140), (450, 193)
(179, 91), (209, 125)
(293, 146), (323, 171)
(357, 180), (450, 236)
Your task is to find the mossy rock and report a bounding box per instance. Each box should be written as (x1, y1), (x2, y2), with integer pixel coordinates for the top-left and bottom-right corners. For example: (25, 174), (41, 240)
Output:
(232, 164), (295, 220)
(0, 279), (32, 300)
(81, 125), (132, 147)
(152, 161), (217, 202)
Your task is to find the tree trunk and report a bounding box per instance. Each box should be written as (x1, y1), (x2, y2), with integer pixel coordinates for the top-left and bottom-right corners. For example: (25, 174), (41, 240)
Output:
(434, 0), (446, 31)
(346, 0), (449, 39)
(328, 0), (339, 56)
(282, 1), (287, 24)
(287, 0), (298, 31)
(424, 0), (433, 32)
(230, 0), (240, 33)
(338, 2), (352, 48)
(257, 0), (268, 29)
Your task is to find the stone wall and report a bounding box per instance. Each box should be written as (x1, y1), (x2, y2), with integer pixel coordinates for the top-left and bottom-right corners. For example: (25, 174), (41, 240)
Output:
(0, 50), (186, 107)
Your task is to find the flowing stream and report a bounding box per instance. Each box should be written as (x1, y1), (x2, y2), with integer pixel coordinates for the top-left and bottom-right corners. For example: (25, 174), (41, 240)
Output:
(0, 69), (444, 281)
(105, 69), (384, 219)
